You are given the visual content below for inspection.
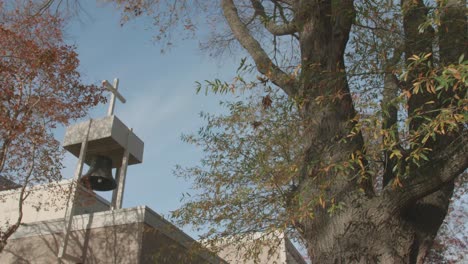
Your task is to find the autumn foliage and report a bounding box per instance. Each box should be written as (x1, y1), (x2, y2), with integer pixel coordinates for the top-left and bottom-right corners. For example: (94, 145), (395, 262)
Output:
(110, 0), (467, 262)
(0, 0), (104, 251)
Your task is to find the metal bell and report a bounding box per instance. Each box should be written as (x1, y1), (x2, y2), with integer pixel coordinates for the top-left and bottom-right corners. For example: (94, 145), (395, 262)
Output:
(80, 155), (117, 191)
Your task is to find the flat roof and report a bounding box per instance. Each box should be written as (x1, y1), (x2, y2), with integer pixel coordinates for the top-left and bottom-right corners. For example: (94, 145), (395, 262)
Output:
(11, 205), (226, 264)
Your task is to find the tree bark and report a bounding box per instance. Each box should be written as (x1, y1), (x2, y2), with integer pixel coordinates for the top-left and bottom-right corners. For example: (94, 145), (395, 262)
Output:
(302, 135), (467, 263)
(221, 0), (467, 262)
(308, 206), (415, 263)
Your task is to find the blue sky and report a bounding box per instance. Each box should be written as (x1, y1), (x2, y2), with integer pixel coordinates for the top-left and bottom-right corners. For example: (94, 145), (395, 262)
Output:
(30, 1), (467, 259)
(58, 1), (239, 233)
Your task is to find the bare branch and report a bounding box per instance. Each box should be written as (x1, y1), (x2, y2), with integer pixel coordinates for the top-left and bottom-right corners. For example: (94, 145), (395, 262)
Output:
(276, 0), (294, 5)
(0, 144), (36, 252)
(250, 0), (297, 36)
(222, 0), (297, 96)
(272, 0), (291, 24)
(0, 139), (10, 174)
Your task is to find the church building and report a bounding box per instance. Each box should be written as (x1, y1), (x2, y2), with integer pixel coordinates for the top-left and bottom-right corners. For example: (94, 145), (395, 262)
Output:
(0, 79), (306, 264)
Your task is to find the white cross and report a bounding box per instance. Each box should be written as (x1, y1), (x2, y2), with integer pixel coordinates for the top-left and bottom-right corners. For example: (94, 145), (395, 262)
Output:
(102, 78), (126, 116)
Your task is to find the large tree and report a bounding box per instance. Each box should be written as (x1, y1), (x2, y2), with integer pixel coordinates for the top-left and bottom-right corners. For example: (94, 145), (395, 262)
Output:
(0, 0), (103, 252)
(114, 0), (466, 263)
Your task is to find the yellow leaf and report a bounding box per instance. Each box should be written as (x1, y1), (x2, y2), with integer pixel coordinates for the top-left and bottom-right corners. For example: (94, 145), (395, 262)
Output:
(393, 177), (403, 188)
(319, 197), (326, 208)
(402, 90), (412, 99)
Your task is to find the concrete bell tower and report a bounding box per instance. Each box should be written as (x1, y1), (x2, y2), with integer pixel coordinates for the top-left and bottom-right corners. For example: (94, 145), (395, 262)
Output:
(58, 78), (144, 259)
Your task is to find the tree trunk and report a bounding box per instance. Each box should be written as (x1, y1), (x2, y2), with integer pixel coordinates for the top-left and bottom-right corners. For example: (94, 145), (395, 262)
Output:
(220, 0), (467, 262)
(303, 189), (456, 264)
(309, 207), (415, 263)
(294, 0), (466, 262)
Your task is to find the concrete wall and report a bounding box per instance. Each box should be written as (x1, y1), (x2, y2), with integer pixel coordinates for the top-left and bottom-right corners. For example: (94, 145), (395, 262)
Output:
(216, 243), (285, 264)
(1, 222), (142, 264)
(141, 223), (211, 264)
(0, 182), (305, 264)
(0, 206), (226, 264)
(0, 180), (109, 229)
(210, 233), (307, 264)
(141, 207), (225, 264)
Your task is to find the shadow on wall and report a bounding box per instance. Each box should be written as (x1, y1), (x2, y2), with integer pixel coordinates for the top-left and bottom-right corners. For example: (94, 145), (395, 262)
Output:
(1, 206), (223, 264)
(2, 213), (142, 263)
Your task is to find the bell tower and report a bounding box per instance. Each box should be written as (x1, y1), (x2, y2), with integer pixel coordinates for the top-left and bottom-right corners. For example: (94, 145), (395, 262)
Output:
(58, 78), (144, 259)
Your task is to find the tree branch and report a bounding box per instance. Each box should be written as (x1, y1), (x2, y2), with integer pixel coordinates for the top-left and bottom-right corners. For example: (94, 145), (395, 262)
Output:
(383, 131), (468, 212)
(0, 139), (10, 174)
(250, 0), (297, 36)
(0, 144), (36, 253)
(402, 0), (436, 132)
(331, 0), (355, 57)
(272, 0), (292, 25)
(438, 0), (467, 64)
(381, 47), (403, 188)
(381, 73), (400, 188)
(222, 0), (297, 96)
